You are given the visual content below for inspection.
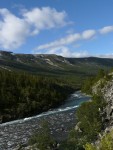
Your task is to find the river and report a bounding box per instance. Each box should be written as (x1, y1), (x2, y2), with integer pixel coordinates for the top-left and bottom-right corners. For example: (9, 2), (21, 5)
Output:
(0, 91), (90, 150)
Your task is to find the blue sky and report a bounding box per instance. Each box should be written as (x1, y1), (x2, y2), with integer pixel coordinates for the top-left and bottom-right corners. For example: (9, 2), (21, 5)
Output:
(0, 0), (113, 57)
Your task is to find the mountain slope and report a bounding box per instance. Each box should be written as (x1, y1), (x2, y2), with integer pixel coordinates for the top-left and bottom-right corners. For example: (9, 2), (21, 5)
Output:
(0, 50), (113, 86)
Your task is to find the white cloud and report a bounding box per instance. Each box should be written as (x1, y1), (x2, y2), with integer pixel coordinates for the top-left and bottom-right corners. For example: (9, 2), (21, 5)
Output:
(0, 7), (68, 49)
(23, 7), (67, 35)
(35, 33), (81, 51)
(34, 46), (89, 58)
(35, 29), (96, 51)
(82, 30), (96, 39)
(99, 26), (113, 34)
(47, 48), (113, 58)
(34, 26), (113, 58)
(0, 7), (113, 57)
(57, 47), (89, 58)
(35, 25), (113, 54)
(0, 8), (30, 49)
(96, 53), (113, 58)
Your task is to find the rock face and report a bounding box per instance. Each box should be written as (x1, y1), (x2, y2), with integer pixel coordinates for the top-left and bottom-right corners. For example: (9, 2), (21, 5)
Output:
(92, 74), (113, 123)
(102, 80), (113, 121)
(88, 74), (113, 147)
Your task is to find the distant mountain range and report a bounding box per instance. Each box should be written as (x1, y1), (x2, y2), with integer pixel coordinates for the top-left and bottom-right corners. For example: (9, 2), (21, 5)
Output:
(0, 50), (113, 86)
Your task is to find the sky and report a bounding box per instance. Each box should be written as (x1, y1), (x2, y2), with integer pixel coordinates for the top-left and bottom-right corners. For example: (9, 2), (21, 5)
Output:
(0, 0), (113, 58)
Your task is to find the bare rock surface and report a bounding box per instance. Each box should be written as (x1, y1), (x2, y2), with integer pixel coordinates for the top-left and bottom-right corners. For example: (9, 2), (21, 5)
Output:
(92, 75), (113, 121)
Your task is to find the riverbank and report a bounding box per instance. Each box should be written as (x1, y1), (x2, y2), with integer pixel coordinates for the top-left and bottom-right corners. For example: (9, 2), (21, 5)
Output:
(0, 91), (90, 150)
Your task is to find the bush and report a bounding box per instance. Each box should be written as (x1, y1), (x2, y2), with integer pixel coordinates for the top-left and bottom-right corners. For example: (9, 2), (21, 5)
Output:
(84, 143), (96, 150)
(76, 94), (106, 142)
(82, 69), (107, 94)
(84, 130), (113, 150)
(29, 121), (56, 150)
(65, 94), (106, 150)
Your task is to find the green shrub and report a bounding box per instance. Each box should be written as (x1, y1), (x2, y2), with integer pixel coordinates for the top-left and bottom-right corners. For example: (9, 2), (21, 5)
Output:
(29, 121), (56, 150)
(84, 130), (113, 150)
(84, 143), (96, 150)
(76, 94), (106, 142)
(66, 94), (106, 150)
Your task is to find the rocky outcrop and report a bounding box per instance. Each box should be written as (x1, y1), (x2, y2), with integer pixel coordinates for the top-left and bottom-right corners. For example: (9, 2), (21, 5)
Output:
(92, 74), (113, 124)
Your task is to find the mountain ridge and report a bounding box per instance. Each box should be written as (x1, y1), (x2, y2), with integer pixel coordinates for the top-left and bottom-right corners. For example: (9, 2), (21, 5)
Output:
(0, 50), (113, 87)
(0, 50), (113, 70)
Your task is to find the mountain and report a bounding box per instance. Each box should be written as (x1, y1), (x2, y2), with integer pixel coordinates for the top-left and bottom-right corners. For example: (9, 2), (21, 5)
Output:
(0, 50), (113, 86)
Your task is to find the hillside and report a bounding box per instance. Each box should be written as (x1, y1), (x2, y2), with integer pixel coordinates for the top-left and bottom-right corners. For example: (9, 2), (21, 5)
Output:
(79, 71), (113, 150)
(80, 71), (113, 150)
(92, 72), (113, 127)
(0, 50), (113, 87)
(20, 70), (113, 150)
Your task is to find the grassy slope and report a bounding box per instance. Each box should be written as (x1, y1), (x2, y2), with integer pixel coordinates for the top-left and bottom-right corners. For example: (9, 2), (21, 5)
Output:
(0, 51), (113, 88)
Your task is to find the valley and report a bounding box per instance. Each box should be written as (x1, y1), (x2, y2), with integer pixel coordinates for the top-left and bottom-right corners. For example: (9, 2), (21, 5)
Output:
(0, 50), (113, 87)
(0, 91), (90, 150)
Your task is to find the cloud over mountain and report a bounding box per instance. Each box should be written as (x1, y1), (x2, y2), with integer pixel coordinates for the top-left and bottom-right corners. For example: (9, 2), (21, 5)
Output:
(34, 29), (96, 56)
(34, 26), (113, 57)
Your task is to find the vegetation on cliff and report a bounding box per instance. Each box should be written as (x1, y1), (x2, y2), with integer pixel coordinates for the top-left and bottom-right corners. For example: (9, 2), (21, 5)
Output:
(84, 130), (113, 150)
(62, 69), (113, 150)
(82, 69), (107, 94)
(59, 94), (106, 150)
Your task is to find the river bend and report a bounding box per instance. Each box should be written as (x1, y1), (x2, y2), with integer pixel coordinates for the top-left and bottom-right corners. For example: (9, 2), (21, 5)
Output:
(0, 91), (90, 150)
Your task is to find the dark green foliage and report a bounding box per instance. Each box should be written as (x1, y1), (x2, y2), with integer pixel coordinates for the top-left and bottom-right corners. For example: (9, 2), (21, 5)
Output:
(0, 51), (113, 89)
(84, 130), (113, 150)
(76, 95), (106, 142)
(59, 130), (85, 150)
(59, 140), (83, 150)
(62, 94), (106, 150)
(105, 74), (112, 81)
(0, 70), (74, 123)
(96, 69), (106, 79)
(82, 69), (107, 94)
(81, 77), (94, 94)
(29, 121), (56, 150)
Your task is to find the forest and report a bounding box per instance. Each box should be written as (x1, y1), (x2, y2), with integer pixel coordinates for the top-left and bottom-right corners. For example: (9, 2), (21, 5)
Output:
(0, 70), (74, 123)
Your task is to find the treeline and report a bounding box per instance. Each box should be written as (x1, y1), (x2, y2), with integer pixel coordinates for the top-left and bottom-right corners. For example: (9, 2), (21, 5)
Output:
(81, 69), (111, 94)
(0, 70), (74, 123)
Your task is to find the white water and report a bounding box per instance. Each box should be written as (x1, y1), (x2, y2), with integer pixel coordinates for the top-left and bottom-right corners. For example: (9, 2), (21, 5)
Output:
(0, 91), (91, 150)
(0, 91), (90, 127)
